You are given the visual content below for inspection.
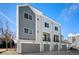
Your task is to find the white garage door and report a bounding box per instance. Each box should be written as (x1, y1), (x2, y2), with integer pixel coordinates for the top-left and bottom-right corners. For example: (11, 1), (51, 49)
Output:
(62, 45), (67, 51)
(44, 44), (50, 52)
(21, 43), (40, 54)
(54, 44), (58, 51)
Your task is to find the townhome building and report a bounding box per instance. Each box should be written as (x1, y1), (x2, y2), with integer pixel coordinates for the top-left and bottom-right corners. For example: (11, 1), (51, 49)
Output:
(16, 5), (67, 54)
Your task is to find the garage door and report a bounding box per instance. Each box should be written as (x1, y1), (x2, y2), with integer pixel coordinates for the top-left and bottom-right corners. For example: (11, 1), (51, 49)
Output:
(54, 44), (58, 51)
(21, 43), (40, 54)
(62, 45), (67, 51)
(44, 44), (50, 51)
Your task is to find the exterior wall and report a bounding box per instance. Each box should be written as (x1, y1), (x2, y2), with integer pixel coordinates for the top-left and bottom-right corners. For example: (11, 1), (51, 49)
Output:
(36, 15), (42, 42)
(17, 5), (62, 54)
(19, 6), (35, 40)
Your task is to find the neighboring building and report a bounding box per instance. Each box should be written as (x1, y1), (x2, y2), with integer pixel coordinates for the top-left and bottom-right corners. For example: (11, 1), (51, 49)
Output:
(16, 5), (67, 54)
(67, 34), (79, 49)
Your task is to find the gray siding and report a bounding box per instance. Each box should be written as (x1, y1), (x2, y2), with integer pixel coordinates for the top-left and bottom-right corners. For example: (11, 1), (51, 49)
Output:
(44, 44), (50, 51)
(21, 43), (40, 54)
(19, 6), (35, 40)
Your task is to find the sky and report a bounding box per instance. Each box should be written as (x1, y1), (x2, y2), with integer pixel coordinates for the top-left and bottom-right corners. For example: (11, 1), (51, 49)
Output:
(0, 3), (79, 39)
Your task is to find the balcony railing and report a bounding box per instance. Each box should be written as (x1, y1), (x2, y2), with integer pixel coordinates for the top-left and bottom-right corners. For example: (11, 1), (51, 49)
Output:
(43, 38), (51, 42)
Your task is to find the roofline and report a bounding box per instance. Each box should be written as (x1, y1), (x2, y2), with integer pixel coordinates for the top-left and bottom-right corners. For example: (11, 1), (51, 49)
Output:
(42, 15), (61, 26)
(17, 4), (61, 26)
(17, 4), (31, 7)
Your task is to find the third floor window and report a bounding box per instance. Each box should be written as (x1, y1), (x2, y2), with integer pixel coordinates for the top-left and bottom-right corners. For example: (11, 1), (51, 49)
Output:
(45, 22), (49, 28)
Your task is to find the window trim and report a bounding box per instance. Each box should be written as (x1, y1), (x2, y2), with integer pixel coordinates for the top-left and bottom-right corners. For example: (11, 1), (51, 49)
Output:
(55, 26), (58, 31)
(45, 22), (49, 28)
(23, 11), (33, 20)
(23, 27), (32, 34)
(54, 35), (59, 42)
(23, 27), (28, 34)
(28, 29), (32, 34)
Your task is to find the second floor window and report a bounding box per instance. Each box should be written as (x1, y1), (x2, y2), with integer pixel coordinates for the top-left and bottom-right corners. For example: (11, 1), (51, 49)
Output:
(24, 28), (28, 33)
(54, 35), (59, 42)
(55, 26), (58, 31)
(24, 28), (32, 34)
(45, 22), (49, 28)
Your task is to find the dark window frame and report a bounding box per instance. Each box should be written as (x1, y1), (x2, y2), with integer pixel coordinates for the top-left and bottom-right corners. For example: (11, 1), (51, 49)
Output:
(55, 26), (58, 31)
(37, 18), (39, 21)
(45, 22), (49, 28)
(29, 15), (32, 20)
(24, 28), (28, 33)
(24, 12), (33, 20)
(24, 13), (28, 19)
(54, 35), (59, 42)
(29, 29), (32, 34)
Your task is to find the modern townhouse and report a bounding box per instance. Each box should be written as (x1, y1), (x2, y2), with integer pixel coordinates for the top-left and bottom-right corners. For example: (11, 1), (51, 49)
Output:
(16, 5), (67, 54)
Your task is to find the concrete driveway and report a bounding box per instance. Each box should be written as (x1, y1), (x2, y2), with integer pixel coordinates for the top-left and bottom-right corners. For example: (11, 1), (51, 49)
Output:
(22, 51), (79, 55)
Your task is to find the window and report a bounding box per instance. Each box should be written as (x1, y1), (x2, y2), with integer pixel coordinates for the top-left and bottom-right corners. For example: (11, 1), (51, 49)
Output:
(24, 13), (28, 19)
(43, 33), (50, 42)
(37, 18), (39, 21)
(45, 22), (49, 28)
(24, 13), (32, 20)
(29, 15), (32, 20)
(24, 28), (28, 33)
(54, 35), (59, 42)
(29, 29), (32, 34)
(55, 26), (58, 31)
(24, 28), (32, 34)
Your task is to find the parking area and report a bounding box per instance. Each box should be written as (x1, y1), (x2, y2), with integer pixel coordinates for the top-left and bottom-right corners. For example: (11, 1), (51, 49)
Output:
(0, 48), (79, 55)
(0, 48), (17, 55)
(22, 51), (79, 55)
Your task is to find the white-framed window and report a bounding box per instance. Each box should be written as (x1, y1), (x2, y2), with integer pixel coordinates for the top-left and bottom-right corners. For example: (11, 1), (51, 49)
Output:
(23, 28), (32, 34)
(29, 29), (32, 34)
(45, 22), (49, 28)
(24, 28), (28, 33)
(24, 12), (33, 20)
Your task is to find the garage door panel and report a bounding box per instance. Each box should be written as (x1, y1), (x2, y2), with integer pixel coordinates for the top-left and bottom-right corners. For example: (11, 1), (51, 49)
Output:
(54, 45), (58, 51)
(21, 44), (40, 54)
(44, 44), (50, 51)
(62, 45), (67, 51)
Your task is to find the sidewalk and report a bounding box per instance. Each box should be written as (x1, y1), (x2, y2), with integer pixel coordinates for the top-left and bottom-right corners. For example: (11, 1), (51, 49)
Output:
(0, 48), (17, 55)
(0, 49), (6, 53)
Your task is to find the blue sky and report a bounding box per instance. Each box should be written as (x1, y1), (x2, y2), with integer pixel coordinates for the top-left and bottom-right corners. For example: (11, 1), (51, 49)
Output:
(0, 3), (79, 39)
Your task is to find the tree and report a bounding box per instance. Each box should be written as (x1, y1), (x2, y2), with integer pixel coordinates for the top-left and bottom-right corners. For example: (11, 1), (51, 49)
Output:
(0, 20), (15, 50)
